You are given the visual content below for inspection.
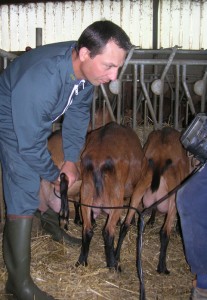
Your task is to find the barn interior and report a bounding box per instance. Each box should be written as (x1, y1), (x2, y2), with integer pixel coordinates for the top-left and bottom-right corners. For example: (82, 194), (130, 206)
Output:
(0, 1), (207, 299)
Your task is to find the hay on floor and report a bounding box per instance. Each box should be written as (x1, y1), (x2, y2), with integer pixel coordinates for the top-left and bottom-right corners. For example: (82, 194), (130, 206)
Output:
(0, 209), (193, 300)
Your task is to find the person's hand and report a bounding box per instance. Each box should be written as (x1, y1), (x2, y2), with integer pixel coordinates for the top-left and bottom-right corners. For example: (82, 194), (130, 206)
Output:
(59, 161), (80, 188)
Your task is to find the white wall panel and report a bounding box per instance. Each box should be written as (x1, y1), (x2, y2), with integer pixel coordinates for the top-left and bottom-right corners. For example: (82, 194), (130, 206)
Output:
(0, 0), (206, 52)
(158, 0), (207, 50)
(0, 5), (10, 50)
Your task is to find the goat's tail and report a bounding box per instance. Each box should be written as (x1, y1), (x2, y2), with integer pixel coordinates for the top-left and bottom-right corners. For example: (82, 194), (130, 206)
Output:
(149, 158), (172, 193)
(94, 157), (115, 197)
(82, 155), (115, 197)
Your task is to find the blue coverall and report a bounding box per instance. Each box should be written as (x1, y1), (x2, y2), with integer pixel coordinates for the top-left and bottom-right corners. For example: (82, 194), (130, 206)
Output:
(177, 163), (207, 275)
(0, 41), (94, 216)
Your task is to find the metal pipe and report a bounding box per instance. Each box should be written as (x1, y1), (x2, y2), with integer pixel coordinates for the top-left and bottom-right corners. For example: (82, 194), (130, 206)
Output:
(3, 57), (8, 69)
(128, 59), (207, 66)
(174, 65), (180, 129)
(152, 0), (159, 50)
(133, 64), (138, 129)
(132, 49), (207, 55)
(36, 28), (42, 47)
(201, 69), (207, 112)
(158, 46), (178, 125)
(160, 46), (178, 80)
(0, 48), (17, 60)
(116, 46), (136, 123)
(182, 65), (196, 115)
(91, 87), (98, 130)
(119, 46), (136, 80)
(100, 84), (116, 122)
(140, 65), (158, 128)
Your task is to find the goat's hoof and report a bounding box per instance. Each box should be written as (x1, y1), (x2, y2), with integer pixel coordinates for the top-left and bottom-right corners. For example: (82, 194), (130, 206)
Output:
(75, 261), (81, 267)
(75, 260), (88, 268)
(116, 265), (122, 272)
(74, 219), (83, 226)
(157, 267), (170, 275)
(108, 264), (121, 272)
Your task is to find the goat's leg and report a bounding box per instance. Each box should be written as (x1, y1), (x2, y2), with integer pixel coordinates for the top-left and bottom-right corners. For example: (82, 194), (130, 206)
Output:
(103, 210), (121, 271)
(146, 208), (156, 227)
(157, 227), (170, 274)
(76, 227), (93, 267)
(115, 208), (136, 262)
(59, 173), (69, 230)
(102, 229), (118, 270)
(73, 202), (96, 228)
(74, 202), (82, 225)
(76, 203), (93, 267)
(157, 197), (176, 274)
(115, 222), (130, 262)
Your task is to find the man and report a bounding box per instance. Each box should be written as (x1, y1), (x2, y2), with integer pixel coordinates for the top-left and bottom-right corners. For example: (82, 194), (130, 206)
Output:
(0, 20), (131, 300)
(177, 163), (207, 300)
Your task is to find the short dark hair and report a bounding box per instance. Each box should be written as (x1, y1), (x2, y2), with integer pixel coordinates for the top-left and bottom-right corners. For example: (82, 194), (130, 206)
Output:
(76, 20), (132, 58)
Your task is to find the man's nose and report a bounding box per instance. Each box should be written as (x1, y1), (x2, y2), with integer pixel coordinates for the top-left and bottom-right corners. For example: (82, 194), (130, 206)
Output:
(108, 68), (119, 81)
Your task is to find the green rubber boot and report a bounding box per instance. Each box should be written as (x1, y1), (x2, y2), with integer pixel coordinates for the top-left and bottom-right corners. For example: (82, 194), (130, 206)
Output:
(36, 208), (81, 245)
(3, 217), (55, 300)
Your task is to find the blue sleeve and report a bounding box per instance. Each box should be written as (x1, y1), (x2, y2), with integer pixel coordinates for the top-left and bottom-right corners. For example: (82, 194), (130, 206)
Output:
(11, 63), (60, 182)
(62, 85), (94, 162)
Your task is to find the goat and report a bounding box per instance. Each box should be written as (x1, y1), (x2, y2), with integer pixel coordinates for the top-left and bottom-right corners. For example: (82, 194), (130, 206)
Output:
(39, 130), (81, 225)
(39, 106), (114, 226)
(115, 126), (192, 274)
(75, 121), (144, 270)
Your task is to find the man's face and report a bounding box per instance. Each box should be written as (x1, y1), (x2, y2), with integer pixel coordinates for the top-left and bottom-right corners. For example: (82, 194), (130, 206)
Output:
(79, 40), (127, 86)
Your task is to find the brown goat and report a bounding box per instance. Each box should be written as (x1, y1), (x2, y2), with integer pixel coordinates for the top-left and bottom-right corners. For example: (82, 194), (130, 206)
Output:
(39, 106), (114, 223)
(75, 121), (144, 270)
(39, 130), (81, 222)
(115, 126), (192, 274)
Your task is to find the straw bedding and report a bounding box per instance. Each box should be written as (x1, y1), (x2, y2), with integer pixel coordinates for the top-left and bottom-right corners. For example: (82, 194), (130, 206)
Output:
(0, 209), (193, 300)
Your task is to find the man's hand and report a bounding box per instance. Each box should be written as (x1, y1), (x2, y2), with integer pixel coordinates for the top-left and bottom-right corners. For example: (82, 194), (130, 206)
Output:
(60, 161), (80, 186)
(52, 161), (80, 192)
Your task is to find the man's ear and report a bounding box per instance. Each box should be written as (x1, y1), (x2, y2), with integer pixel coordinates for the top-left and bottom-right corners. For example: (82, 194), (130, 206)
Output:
(79, 47), (90, 62)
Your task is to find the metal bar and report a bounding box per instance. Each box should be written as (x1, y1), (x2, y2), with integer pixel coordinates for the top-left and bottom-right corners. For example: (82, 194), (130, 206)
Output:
(140, 65), (158, 128)
(174, 65), (180, 129)
(158, 46), (178, 125)
(133, 64), (138, 129)
(201, 69), (207, 112)
(117, 90), (121, 124)
(36, 28), (42, 47)
(182, 65), (196, 115)
(119, 46), (136, 80)
(152, 0), (159, 50)
(128, 59), (207, 66)
(132, 49), (207, 55)
(91, 87), (98, 130)
(116, 46), (136, 124)
(160, 46), (178, 81)
(3, 57), (8, 69)
(0, 48), (18, 60)
(153, 65), (158, 119)
(100, 84), (116, 122)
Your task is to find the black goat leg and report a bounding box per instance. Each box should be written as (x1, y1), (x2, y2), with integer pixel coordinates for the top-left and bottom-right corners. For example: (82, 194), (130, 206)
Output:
(59, 173), (69, 230)
(157, 228), (170, 274)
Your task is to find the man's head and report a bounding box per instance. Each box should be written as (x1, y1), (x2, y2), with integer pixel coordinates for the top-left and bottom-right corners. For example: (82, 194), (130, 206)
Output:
(74, 20), (132, 86)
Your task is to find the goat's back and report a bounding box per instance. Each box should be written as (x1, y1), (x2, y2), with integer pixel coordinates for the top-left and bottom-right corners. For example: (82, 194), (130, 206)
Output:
(144, 127), (188, 169)
(143, 127), (190, 194)
(81, 122), (144, 198)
